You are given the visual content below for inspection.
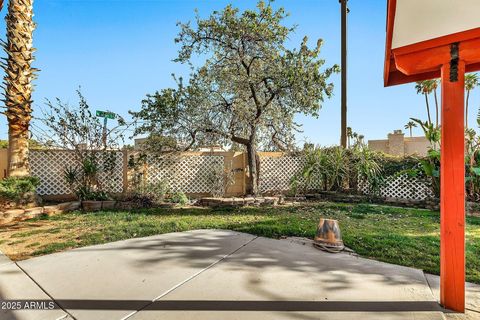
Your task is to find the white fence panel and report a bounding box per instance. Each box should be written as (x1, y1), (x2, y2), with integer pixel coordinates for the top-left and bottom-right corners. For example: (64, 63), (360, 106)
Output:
(30, 150), (124, 195)
(146, 155), (224, 193)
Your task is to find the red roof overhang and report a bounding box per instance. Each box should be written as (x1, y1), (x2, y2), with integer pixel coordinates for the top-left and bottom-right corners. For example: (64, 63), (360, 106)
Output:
(384, 0), (480, 87)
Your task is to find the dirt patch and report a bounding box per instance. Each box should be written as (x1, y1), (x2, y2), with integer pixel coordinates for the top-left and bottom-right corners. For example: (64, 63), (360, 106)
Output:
(0, 217), (82, 260)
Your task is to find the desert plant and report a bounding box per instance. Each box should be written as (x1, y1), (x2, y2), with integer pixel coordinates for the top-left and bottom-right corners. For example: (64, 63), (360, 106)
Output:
(63, 155), (116, 201)
(350, 146), (384, 194)
(292, 144), (384, 195)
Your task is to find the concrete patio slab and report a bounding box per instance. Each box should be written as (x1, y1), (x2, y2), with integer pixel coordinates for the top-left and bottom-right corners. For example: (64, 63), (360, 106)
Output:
(0, 249), (12, 267)
(17, 230), (256, 320)
(0, 259), (67, 320)
(0, 230), (458, 320)
(130, 235), (445, 320)
(425, 273), (480, 318)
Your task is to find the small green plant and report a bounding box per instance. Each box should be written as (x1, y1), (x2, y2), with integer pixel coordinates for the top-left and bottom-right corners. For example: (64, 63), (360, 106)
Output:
(77, 187), (109, 201)
(169, 191), (188, 205)
(63, 155), (117, 201)
(0, 176), (40, 201)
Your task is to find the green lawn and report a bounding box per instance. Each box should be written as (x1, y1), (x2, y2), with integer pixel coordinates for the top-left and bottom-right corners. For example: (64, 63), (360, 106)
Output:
(1, 202), (479, 283)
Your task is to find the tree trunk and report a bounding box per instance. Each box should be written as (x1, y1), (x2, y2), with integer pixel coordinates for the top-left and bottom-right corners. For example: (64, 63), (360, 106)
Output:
(409, 127), (412, 137)
(434, 88), (439, 128)
(245, 142), (259, 195)
(424, 93), (432, 125)
(466, 89), (470, 129)
(8, 128), (30, 177)
(3, 0), (36, 177)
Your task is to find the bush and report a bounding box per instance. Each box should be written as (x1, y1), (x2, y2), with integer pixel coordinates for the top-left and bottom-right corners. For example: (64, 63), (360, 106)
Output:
(292, 145), (383, 194)
(0, 176), (40, 200)
(169, 191), (189, 205)
(123, 181), (170, 208)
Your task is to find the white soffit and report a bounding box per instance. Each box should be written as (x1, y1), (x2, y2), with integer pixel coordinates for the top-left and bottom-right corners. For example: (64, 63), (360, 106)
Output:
(392, 0), (480, 49)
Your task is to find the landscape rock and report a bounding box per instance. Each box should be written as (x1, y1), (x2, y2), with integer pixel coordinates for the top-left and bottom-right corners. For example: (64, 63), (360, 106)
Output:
(102, 200), (116, 210)
(43, 205), (61, 216)
(82, 201), (102, 212)
(23, 207), (44, 219)
(5, 209), (26, 221)
(243, 197), (255, 205)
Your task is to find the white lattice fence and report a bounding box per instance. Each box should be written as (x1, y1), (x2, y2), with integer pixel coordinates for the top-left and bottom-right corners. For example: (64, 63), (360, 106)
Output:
(259, 155), (318, 193)
(360, 174), (434, 200)
(30, 150), (124, 195)
(259, 154), (434, 200)
(146, 155), (224, 193)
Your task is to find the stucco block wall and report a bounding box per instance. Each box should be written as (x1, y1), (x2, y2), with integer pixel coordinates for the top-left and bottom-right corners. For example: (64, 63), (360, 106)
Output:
(368, 140), (389, 153)
(368, 131), (430, 157)
(404, 137), (430, 157)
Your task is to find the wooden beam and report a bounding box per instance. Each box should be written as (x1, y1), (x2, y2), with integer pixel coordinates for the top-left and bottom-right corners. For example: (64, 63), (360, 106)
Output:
(440, 55), (465, 313)
(385, 37), (480, 86)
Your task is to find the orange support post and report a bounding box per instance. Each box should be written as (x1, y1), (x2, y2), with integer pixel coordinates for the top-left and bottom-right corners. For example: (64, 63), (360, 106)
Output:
(440, 47), (465, 312)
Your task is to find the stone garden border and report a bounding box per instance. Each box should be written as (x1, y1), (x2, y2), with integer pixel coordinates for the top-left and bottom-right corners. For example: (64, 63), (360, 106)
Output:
(198, 196), (284, 208)
(0, 201), (81, 226)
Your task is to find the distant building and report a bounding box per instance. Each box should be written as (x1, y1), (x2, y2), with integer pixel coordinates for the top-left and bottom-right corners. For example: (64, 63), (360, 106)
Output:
(368, 130), (430, 157)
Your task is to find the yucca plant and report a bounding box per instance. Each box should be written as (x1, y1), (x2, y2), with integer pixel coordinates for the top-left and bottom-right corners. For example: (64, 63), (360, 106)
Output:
(1, 0), (37, 177)
(323, 147), (349, 191)
(351, 146), (383, 194)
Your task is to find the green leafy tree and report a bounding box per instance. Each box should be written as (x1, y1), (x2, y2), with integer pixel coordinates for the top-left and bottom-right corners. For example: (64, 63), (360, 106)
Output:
(131, 1), (338, 195)
(465, 73), (479, 128)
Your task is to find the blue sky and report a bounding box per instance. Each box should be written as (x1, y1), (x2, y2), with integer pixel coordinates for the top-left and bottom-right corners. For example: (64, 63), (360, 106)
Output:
(0, 0), (478, 146)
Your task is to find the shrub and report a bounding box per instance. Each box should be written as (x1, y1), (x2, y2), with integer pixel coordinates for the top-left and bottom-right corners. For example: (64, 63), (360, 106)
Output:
(292, 145), (383, 194)
(77, 188), (109, 201)
(0, 176), (40, 200)
(169, 191), (189, 205)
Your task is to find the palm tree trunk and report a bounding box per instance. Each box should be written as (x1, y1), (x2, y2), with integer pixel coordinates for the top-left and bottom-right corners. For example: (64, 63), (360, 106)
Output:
(424, 93), (432, 125)
(409, 127), (412, 137)
(433, 87), (439, 127)
(2, 0), (36, 177)
(466, 89), (470, 129)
